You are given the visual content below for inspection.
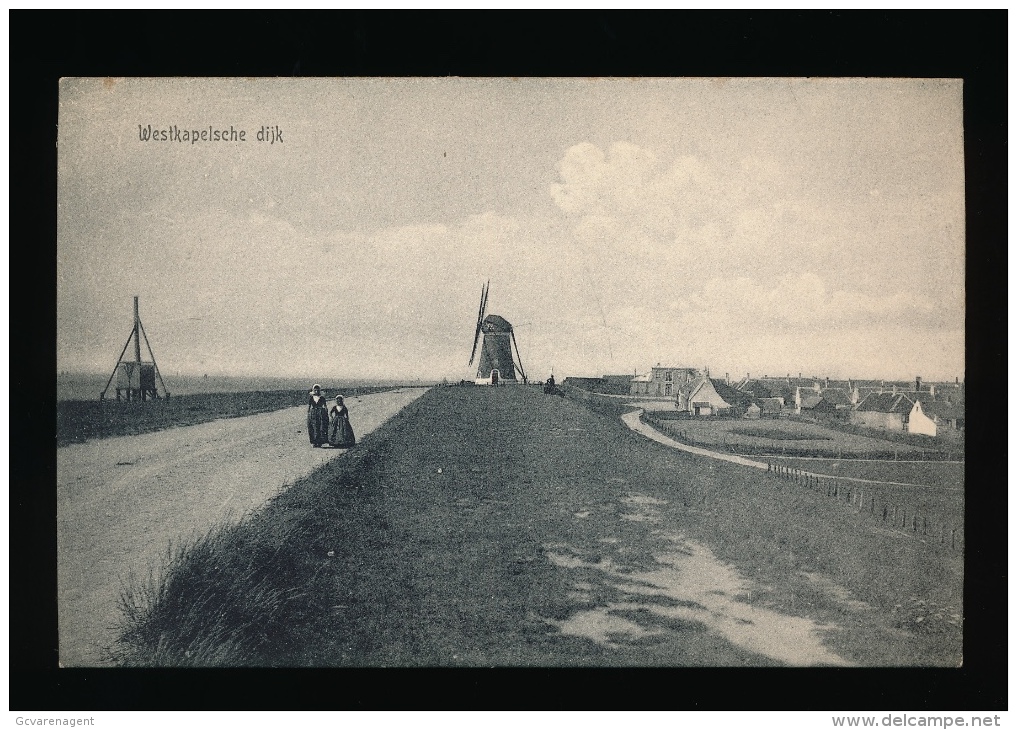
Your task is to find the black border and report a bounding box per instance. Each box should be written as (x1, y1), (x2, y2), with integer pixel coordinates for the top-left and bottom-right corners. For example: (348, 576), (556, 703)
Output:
(11, 10), (1006, 711)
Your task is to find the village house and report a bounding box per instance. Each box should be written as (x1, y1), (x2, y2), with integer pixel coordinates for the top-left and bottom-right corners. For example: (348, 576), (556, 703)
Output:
(921, 400), (965, 432)
(817, 387), (853, 410)
(851, 392), (914, 431)
(677, 376), (729, 416)
(739, 374), (820, 407)
(630, 364), (701, 396)
(737, 378), (787, 404)
(851, 391), (936, 436)
(795, 387), (837, 416)
(677, 376), (755, 417)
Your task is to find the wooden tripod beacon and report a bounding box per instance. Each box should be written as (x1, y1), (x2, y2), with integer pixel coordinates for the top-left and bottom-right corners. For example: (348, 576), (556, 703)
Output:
(100, 296), (170, 401)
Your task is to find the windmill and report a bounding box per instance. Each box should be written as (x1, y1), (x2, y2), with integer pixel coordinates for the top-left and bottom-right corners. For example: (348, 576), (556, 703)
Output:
(468, 281), (527, 385)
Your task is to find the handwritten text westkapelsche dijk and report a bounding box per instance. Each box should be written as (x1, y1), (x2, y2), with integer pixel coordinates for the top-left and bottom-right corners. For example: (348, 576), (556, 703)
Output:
(138, 125), (283, 144)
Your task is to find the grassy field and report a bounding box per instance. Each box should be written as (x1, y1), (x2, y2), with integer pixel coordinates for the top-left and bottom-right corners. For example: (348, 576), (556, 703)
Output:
(56, 386), (393, 446)
(111, 385), (962, 667)
(649, 416), (947, 459)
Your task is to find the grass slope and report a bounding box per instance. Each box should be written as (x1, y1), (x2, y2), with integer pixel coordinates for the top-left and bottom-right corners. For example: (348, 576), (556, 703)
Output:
(112, 386), (962, 667)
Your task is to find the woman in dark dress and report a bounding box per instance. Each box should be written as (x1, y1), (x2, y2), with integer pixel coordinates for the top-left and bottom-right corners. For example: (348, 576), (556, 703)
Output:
(307, 384), (329, 447)
(328, 395), (356, 449)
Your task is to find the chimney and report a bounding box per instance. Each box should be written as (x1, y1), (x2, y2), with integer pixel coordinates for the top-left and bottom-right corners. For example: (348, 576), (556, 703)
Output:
(747, 372), (750, 381)
(916, 376), (922, 392)
(725, 373), (729, 384)
(955, 376), (959, 385)
(825, 377), (830, 389)
(892, 384), (897, 395)
(798, 372), (802, 381)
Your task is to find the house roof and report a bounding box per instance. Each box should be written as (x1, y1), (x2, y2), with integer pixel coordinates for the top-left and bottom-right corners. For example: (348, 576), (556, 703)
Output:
(855, 392), (914, 414)
(799, 393), (825, 410)
(819, 388), (852, 406)
(678, 376), (706, 398)
(850, 380), (884, 389)
(739, 380), (773, 397)
(740, 379), (789, 400)
(631, 373), (652, 383)
(562, 377), (605, 389)
(603, 375), (635, 384)
(710, 378), (755, 408)
(681, 376), (733, 406)
(854, 387), (883, 401)
(758, 397), (783, 411)
(824, 380), (853, 390)
(759, 377), (821, 390)
(921, 400), (965, 421)
(884, 381), (916, 391)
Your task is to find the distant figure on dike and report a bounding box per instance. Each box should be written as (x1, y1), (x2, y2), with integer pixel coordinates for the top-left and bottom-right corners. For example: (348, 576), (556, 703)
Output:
(307, 384), (329, 448)
(328, 395), (356, 449)
(544, 374), (556, 394)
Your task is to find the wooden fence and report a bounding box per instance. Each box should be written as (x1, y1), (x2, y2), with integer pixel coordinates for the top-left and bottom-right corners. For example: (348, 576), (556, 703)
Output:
(764, 462), (964, 552)
(647, 418), (964, 553)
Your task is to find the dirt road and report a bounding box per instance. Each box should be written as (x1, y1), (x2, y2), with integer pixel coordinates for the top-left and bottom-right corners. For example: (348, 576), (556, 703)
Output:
(56, 387), (428, 667)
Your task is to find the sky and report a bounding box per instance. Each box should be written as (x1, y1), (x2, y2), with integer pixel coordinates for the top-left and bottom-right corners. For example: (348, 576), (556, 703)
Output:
(57, 78), (965, 382)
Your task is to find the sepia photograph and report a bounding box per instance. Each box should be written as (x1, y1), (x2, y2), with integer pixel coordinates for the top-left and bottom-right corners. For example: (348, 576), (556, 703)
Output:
(53, 76), (969, 672)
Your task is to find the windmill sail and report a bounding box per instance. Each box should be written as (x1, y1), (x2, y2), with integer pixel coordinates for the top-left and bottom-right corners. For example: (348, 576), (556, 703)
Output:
(469, 281), (489, 366)
(510, 329), (526, 382)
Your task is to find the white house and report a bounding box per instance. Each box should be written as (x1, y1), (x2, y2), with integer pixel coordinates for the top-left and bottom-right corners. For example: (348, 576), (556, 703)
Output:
(907, 400), (938, 437)
(677, 376), (731, 416)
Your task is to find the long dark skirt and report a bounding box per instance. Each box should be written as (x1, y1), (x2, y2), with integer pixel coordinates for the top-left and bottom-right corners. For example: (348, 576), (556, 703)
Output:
(308, 406), (329, 446)
(328, 410), (356, 448)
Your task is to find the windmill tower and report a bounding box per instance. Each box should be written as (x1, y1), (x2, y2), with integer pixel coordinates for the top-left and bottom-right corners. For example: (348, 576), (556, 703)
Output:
(100, 296), (170, 401)
(468, 281), (527, 386)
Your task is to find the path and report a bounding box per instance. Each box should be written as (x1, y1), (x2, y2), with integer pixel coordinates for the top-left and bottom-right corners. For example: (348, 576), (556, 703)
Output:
(57, 387), (428, 667)
(622, 409), (960, 491)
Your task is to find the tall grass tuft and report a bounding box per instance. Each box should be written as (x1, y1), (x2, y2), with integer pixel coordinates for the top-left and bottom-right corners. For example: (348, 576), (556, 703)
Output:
(106, 432), (386, 666)
(109, 505), (334, 666)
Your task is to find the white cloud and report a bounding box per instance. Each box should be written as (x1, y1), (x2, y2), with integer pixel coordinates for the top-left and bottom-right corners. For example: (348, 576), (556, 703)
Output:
(676, 272), (943, 331)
